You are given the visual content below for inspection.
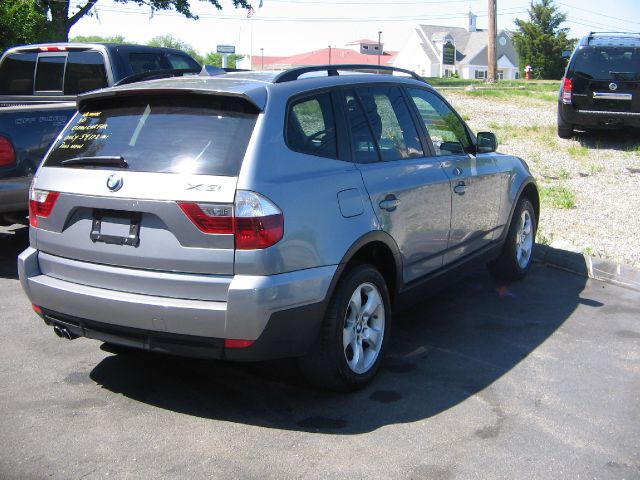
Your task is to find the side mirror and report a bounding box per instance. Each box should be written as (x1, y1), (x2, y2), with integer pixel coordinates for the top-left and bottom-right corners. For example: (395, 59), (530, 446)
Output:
(476, 132), (497, 154)
(562, 50), (571, 59)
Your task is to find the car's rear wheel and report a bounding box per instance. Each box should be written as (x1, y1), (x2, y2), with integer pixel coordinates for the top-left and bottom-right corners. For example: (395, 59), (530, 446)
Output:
(299, 264), (390, 391)
(557, 109), (573, 139)
(489, 197), (536, 281)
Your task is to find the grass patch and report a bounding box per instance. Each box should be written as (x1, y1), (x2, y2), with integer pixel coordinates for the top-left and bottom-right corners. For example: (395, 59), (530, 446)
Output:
(568, 144), (589, 158)
(589, 163), (604, 175)
(486, 123), (555, 143)
(558, 168), (571, 179)
(540, 185), (576, 209)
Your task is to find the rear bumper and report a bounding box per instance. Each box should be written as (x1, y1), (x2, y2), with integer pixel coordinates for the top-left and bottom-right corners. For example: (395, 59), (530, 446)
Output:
(559, 103), (640, 128)
(18, 247), (335, 360)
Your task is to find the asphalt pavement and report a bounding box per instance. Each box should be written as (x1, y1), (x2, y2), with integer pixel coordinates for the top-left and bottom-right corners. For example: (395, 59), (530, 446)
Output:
(1, 226), (638, 479)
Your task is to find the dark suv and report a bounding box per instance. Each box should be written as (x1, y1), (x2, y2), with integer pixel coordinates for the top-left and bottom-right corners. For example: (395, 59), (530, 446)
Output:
(558, 32), (640, 138)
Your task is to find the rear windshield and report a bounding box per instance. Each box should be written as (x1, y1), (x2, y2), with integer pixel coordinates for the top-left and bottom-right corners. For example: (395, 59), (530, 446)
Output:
(573, 47), (640, 80)
(45, 94), (258, 176)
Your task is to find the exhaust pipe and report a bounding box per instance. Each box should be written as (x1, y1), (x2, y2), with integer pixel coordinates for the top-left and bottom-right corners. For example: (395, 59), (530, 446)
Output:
(53, 325), (78, 340)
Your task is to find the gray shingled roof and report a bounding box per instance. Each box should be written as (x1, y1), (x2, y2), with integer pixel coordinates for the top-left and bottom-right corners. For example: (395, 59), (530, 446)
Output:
(415, 25), (519, 68)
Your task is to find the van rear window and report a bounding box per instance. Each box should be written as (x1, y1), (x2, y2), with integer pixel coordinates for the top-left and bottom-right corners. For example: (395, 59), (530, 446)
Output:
(573, 47), (640, 80)
(45, 94), (258, 177)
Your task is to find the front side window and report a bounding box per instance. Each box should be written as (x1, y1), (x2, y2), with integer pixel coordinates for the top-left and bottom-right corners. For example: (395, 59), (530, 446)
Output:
(64, 51), (108, 95)
(286, 92), (337, 159)
(35, 56), (66, 91)
(407, 88), (470, 156)
(45, 94), (258, 177)
(166, 53), (201, 70)
(0, 52), (37, 95)
(345, 86), (423, 163)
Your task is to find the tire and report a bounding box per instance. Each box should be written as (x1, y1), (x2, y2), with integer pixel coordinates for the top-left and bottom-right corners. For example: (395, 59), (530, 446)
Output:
(299, 264), (391, 391)
(489, 197), (536, 281)
(557, 108), (573, 139)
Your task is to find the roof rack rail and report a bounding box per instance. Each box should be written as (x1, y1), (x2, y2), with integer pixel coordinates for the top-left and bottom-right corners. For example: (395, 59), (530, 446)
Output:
(588, 31), (640, 37)
(273, 64), (426, 84)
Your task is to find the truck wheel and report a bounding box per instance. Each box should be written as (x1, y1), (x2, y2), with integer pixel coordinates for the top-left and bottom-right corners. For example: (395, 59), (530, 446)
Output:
(299, 264), (391, 391)
(489, 197), (536, 281)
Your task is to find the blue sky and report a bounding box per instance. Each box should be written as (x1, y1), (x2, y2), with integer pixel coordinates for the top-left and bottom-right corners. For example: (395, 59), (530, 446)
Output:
(70, 0), (640, 57)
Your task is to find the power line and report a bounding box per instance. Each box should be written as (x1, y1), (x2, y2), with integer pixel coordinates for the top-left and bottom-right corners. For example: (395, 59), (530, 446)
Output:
(557, 1), (640, 27)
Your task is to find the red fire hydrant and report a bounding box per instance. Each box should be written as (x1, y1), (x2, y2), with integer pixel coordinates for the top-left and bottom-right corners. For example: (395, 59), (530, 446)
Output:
(525, 65), (533, 80)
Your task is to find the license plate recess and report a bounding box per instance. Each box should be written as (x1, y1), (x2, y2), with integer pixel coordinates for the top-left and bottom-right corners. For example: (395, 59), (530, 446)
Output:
(90, 209), (141, 246)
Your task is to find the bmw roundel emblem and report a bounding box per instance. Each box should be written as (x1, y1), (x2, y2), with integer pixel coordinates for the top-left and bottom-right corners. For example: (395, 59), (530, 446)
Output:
(609, 82), (618, 91)
(106, 174), (123, 192)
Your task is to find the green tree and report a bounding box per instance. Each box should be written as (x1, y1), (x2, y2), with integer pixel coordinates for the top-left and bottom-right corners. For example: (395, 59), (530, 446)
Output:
(0, 0), (48, 53)
(147, 34), (204, 64)
(33, 0), (251, 43)
(202, 52), (245, 69)
(71, 35), (129, 44)
(512, 0), (575, 79)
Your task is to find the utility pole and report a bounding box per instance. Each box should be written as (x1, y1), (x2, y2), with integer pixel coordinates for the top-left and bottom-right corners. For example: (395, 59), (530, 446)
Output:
(378, 31), (382, 66)
(487, 0), (497, 83)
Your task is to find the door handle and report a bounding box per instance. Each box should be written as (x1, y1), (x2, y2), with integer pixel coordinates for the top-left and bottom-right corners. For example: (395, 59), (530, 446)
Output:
(379, 194), (400, 212)
(453, 182), (466, 196)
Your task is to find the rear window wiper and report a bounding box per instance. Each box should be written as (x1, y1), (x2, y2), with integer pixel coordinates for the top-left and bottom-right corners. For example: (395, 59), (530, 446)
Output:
(609, 71), (635, 81)
(60, 156), (129, 168)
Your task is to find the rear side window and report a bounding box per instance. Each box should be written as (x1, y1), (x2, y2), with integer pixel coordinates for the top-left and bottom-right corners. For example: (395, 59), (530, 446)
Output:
(573, 47), (640, 80)
(35, 56), (66, 91)
(286, 92), (338, 159)
(64, 51), (108, 94)
(0, 53), (37, 95)
(345, 86), (424, 163)
(128, 53), (166, 73)
(45, 95), (258, 177)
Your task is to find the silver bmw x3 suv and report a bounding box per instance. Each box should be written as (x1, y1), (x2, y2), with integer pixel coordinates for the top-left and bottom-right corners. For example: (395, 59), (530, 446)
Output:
(19, 65), (539, 390)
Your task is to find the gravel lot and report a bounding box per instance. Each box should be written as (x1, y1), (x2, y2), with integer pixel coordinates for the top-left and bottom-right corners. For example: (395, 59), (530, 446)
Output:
(443, 88), (640, 269)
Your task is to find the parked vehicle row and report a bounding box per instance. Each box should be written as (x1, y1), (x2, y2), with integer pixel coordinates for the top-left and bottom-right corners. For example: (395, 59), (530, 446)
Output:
(18, 64), (539, 390)
(0, 42), (202, 225)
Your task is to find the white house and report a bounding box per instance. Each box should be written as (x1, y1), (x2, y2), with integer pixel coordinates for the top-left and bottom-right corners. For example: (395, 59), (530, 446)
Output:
(393, 12), (520, 80)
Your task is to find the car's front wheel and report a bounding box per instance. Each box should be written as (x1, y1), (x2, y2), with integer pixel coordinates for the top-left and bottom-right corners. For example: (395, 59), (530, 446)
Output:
(489, 197), (536, 281)
(299, 264), (391, 391)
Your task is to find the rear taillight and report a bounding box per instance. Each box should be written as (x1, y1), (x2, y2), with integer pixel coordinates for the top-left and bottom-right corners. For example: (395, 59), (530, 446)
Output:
(178, 190), (284, 250)
(177, 202), (234, 234)
(561, 77), (573, 104)
(29, 189), (60, 227)
(32, 304), (43, 316)
(0, 136), (16, 167)
(234, 191), (284, 250)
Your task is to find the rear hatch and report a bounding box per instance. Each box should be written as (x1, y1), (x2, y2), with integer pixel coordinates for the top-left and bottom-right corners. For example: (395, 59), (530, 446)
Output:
(32, 92), (259, 276)
(570, 46), (640, 113)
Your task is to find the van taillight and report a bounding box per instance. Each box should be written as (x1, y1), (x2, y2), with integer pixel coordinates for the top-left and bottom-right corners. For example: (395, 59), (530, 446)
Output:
(29, 189), (60, 227)
(562, 77), (573, 104)
(0, 136), (16, 167)
(178, 191), (284, 250)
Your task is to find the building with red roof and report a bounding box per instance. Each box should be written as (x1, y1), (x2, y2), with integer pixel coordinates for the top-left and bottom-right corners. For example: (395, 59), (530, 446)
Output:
(243, 39), (396, 70)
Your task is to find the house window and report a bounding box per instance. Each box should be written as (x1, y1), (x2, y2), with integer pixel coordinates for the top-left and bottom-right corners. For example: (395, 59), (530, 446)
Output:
(515, 71), (520, 80)
(497, 70), (504, 80)
(474, 70), (487, 80)
(363, 45), (369, 50)
(444, 69), (453, 78)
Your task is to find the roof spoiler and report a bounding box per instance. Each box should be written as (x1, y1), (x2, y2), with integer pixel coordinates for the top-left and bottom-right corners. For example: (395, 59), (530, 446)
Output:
(273, 64), (426, 84)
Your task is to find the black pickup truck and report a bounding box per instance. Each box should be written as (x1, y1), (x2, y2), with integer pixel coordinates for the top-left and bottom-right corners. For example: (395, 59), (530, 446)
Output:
(0, 42), (201, 225)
